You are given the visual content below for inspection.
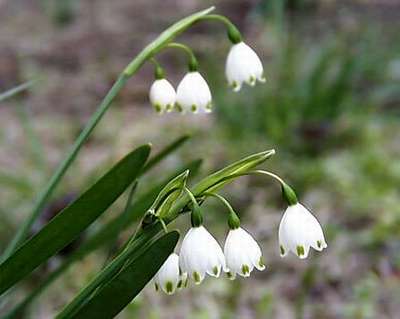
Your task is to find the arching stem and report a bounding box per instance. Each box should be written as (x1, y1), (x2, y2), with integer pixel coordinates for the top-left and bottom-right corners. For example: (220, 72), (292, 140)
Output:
(198, 14), (242, 44)
(165, 42), (199, 71)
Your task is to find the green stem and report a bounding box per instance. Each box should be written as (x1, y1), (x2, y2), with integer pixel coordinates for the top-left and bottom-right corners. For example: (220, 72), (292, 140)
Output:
(204, 192), (240, 229)
(2, 6), (215, 261)
(203, 192), (236, 215)
(198, 14), (242, 44)
(165, 42), (199, 71)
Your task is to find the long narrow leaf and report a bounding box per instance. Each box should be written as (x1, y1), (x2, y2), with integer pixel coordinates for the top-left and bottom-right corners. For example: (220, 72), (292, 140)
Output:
(0, 144), (151, 296)
(71, 231), (179, 319)
(3, 160), (202, 318)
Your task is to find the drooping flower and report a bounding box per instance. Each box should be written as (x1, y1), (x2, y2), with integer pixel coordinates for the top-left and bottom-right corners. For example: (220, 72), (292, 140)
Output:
(149, 78), (176, 113)
(175, 72), (212, 113)
(224, 227), (265, 279)
(179, 225), (226, 284)
(225, 42), (265, 92)
(278, 203), (327, 259)
(154, 253), (182, 295)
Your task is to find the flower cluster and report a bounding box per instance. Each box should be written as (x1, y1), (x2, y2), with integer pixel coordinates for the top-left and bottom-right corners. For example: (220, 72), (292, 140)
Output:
(148, 40), (265, 114)
(153, 185), (327, 295)
(154, 224), (265, 294)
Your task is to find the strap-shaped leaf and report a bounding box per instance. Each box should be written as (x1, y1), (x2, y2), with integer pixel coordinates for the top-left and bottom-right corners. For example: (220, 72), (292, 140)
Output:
(0, 144), (151, 296)
(3, 160), (202, 319)
(70, 231), (179, 319)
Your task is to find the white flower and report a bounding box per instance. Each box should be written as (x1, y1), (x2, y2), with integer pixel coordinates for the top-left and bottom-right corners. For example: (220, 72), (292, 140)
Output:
(225, 42), (265, 92)
(154, 253), (184, 295)
(149, 78), (176, 113)
(176, 72), (212, 113)
(179, 226), (226, 284)
(224, 227), (265, 279)
(278, 203), (327, 259)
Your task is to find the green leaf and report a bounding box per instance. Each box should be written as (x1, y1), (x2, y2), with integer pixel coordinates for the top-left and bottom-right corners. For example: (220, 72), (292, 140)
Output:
(0, 144), (151, 296)
(161, 149), (276, 224)
(150, 170), (189, 217)
(70, 231), (179, 319)
(193, 149), (276, 195)
(3, 160), (202, 319)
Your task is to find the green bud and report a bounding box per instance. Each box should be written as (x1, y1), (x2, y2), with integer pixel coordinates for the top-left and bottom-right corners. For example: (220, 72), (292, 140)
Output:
(228, 211), (241, 230)
(281, 183), (298, 206)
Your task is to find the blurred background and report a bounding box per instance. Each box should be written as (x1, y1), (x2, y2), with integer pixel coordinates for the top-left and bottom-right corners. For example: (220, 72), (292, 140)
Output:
(1, 0), (400, 318)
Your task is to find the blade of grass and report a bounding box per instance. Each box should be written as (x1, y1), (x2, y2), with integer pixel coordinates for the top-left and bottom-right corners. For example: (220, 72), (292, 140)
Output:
(0, 80), (35, 103)
(0, 144), (151, 296)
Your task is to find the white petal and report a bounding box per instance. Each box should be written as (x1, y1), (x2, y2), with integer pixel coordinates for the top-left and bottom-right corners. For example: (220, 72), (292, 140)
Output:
(176, 72), (212, 113)
(149, 79), (176, 113)
(279, 203), (327, 259)
(154, 253), (180, 294)
(224, 227), (265, 277)
(225, 42), (265, 91)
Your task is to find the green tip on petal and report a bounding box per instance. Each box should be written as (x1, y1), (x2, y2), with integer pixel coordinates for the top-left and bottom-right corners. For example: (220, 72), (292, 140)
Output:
(241, 264), (250, 276)
(258, 257), (265, 269)
(175, 103), (183, 113)
(153, 103), (163, 114)
(212, 266), (219, 276)
(155, 283), (159, 291)
(280, 245), (285, 256)
(177, 280), (183, 289)
(296, 245), (305, 257)
(191, 104), (198, 113)
(165, 281), (174, 294)
(317, 240), (322, 248)
(193, 271), (201, 284)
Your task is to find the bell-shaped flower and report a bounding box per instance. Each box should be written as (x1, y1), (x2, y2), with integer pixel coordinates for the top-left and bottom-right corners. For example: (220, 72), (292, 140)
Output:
(278, 203), (327, 259)
(153, 253), (182, 295)
(149, 78), (176, 113)
(176, 72), (212, 113)
(224, 227), (265, 279)
(179, 225), (226, 284)
(225, 42), (265, 92)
